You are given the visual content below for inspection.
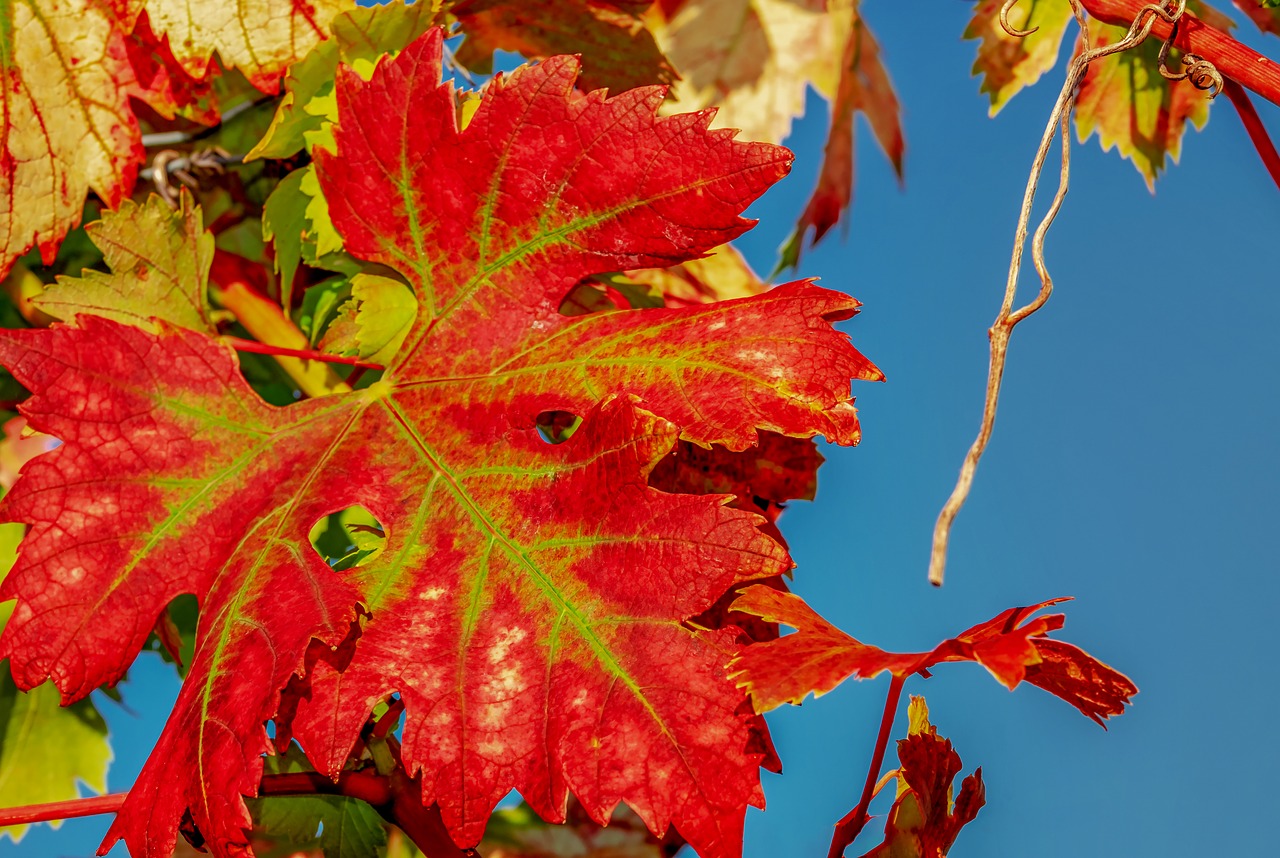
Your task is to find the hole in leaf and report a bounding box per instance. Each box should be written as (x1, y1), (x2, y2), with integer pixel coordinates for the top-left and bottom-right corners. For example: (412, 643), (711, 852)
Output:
(308, 506), (385, 571)
(535, 411), (582, 445)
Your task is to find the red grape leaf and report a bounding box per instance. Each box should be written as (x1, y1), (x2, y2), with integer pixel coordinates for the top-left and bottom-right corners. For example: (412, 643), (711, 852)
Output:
(729, 586), (1137, 725)
(451, 0), (675, 93)
(0, 27), (880, 858)
(857, 696), (984, 858)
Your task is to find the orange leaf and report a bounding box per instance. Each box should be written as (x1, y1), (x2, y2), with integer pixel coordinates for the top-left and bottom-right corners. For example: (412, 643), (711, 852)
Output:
(730, 587), (1137, 725)
(780, 11), (902, 268)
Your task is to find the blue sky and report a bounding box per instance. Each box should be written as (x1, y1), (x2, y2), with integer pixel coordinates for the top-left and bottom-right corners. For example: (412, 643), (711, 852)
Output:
(12, 4), (1280, 857)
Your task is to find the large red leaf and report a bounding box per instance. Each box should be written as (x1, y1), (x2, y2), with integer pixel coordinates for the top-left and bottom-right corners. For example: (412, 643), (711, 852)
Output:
(730, 587), (1137, 725)
(0, 27), (880, 858)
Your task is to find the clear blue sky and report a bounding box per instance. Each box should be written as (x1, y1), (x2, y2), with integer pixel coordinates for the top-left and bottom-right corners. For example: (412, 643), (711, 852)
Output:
(13, 5), (1280, 857)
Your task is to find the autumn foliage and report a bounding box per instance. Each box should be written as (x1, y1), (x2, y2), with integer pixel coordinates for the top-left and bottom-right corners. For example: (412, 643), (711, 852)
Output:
(8, 0), (1277, 855)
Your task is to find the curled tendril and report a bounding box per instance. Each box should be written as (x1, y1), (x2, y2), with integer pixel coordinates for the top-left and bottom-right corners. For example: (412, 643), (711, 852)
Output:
(1000, 0), (1038, 37)
(1158, 20), (1224, 97)
(143, 147), (237, 208)
(1183, 56), (1225, 96)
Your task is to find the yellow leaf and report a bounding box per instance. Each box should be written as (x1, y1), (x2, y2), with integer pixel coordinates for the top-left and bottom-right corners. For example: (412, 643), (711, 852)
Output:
(625, 243), (768, 305)
(1, 0), (142, 278)
(120, 0), (356, 91)
(648, 0), (853, 144)
(350, 273), (418, 365)
(1073, 1), (1233, 187)
(37, 192), (218, 334)
(964, 0), (1075, 115)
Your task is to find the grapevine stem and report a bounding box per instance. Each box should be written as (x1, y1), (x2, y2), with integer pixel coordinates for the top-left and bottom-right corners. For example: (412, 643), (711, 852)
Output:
(1080, 0), (1280, 107)
(827, 674), (905, 858)
(929, 0), (1198, 585)
(210, 250), (351, 398)
(1222, 78), (1280, 190)
(0, 793), (125, 826)
(0, 771), (390, 828)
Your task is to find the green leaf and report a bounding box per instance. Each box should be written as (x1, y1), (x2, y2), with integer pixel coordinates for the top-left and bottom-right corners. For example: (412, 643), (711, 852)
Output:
(263, 168), (310, 308)
(247, 750), (388, 858)
(297, 276), (355, 347)
(320, 274), (418, 364)
(248, 0), (443, 161)
(0, 521), (111, 843)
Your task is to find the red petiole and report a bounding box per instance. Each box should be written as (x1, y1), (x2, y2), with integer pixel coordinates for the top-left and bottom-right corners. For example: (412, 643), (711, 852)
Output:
(827, 673), (906, 858)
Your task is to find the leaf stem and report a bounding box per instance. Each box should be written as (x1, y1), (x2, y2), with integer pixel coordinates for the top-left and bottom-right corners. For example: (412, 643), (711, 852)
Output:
(0, 793), (125, 826)
(1222, 78), (1280, 190)
(140, 96), (276, 148)
(223, 336), (385, 371)
(210, 250), (351, 398)
(827, 674), (905, 858)
(0, 770), (389, 828)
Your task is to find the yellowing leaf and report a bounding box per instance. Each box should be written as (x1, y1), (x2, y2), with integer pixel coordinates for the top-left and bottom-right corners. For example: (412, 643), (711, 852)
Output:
(319, 273), (418, 365)
(1073, 1), (1233, 187)
(625, 243), (767, 306)
(964, 0), (1075, 114)
(37, 192), (217, 334)
(119, 0), (355, 91)
(248, 0), (442, 161)
(905, 693), (930, 738)
(647, 0), (852, 144)
(780, 11), (902, 268)
(299, 166), (344, 258)
(0, 673), (112, 843)
(0, 0), (142, 279)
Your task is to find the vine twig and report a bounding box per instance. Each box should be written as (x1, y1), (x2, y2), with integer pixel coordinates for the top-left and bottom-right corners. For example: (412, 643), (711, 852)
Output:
(827, 674), (905, 858)
(1222, 78), (1280, 190)
(928, 0), (1219, 585)
(0, 768), (470, 857)
(140, 96), (276, 148)
(1080, 0), (1280, 107)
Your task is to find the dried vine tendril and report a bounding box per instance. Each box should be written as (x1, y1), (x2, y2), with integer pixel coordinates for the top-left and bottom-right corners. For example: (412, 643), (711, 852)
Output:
(928, 0), (1222, 586)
